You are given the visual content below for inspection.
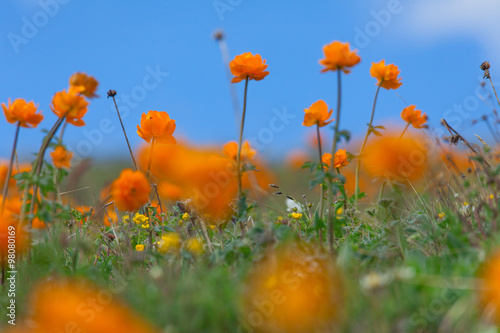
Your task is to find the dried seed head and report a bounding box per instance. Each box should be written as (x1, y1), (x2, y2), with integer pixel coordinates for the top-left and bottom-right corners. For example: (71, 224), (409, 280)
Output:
(273, 191), (283, 195)
(107, 89), (117, 98)
(480, 61), (490, 70)
(213, 29), (224, 41)
(269, 184), (280, 188)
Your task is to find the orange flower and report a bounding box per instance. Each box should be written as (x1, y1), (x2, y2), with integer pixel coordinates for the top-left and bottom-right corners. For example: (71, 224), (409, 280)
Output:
(0, 202), (30, 258)
(223, 141), (256, 161)
(111, 169), (150, 211)
(2, 98), (43, 128)
(370, 60), (402, 90)
(363, 134), (427, 182)
(69, 72), (99, 98)
(319, 41), (361, 74)
(243, 242), (343, 332)
(286, 150), (310, 170)
(401, 105), (427, 129)
(322, 149), (349, 169)
(50, 86), (89, 126)
(229, 52), (269, 83)
(303, 100), (333, 127)
(479, 249), (500, 324)
(26, 278), (158, 333)
(50, 146), (73, 169)
(137, 110), (176, 144)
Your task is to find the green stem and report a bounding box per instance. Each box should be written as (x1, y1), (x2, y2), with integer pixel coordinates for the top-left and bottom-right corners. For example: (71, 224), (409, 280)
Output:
(1, 122), (21, 214)
(326, 69), (342, 253)
(399, 122), (410, 141)
(317, 124), (325, 243)
(355, 82), (383, 207)
(147, 137), (156, 181)
(236, 76), (249, 202)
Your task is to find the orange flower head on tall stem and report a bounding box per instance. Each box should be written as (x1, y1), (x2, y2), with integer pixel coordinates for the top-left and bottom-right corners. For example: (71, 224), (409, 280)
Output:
(319, 41), (361, 74)
(303, 100), (333, 128)
(401, 105), (428, 129)
(2, 98), (43, 128)
(370, 60), (402, 90)
(322, 149), (349, 170)
(50, 86), (89, 126)
(69, 72), (99, 98)
(111, 169), (150, 212)
(223, 141), (256, 161)
(50, 146), (73, 169)
(229, 52), (269, 83)
(479, 249), (500, 325)
(137, 110), (176, 144)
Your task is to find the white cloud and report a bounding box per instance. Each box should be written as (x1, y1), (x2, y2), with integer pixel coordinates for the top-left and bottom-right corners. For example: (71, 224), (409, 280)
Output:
(403, 0), (500, 55)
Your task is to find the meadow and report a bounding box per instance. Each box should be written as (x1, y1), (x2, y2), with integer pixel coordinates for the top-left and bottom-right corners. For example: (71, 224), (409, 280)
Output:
(1, 39), (500, 333)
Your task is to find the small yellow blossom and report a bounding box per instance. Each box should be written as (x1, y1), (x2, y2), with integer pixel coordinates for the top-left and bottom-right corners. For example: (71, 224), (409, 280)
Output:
(123, 214), (130, 223)
(336, 207), (344, 220)
(182, 212), (190, 221)
(141, 223), (149, 229)
(291, 212), (302, 219)
(438, 212), (445, 219)
(133, 213), (149, 225)
(463, 202), (469, 207)
(135, 244), (145, 252)
(185, 238), (204, 255)
(157, 233), (181, 254)
(209, 225), (216, 230)
(490, 194), (495, 200)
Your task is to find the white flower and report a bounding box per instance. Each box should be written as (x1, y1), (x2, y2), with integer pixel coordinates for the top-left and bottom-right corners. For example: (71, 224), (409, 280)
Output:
(286, 198), (303, 213)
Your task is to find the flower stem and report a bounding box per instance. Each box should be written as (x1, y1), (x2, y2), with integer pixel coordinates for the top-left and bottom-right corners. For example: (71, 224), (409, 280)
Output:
(316, 124), (325, 243)
(147, 138), (156, 181)
(20, 116), (66, 228)
(110, 93), (139, 171)
(236, 76), (249, 203)
(355, 82), (383, 208)
(399, 122), (410, 141)
(489, 77), (500, 110)
(326, 69), (343, 253)
(1, 122), (21, 214)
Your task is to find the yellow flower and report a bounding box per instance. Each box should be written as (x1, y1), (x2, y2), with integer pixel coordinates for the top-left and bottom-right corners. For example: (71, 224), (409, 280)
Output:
(463, 202), (469, 207)
(336, 207), (344, 219)
(135, 244), (145, 252)
(209, 224), (216, 230)
(490, 194), (495, 200)
(438, 212), (445, 219)
(291, 212), (302, 219)
(132, 213), (149, 224)
(157, 233), (181, 254)
(123, 215), (130, 223)
(141, 223), (149, 229)
(182, 212), (190, 221)
(185, 238), (204, 255)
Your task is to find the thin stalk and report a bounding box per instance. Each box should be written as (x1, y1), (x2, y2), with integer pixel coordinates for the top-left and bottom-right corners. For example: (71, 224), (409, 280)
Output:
(399, 122), (410, 141)
(110, 93), (139, 171)
(236, 76), (249, 202)
(355, 82), (383, 207)
(316, 124), (325, 243)
(146, 138), (156, 181)
(327, 69), (343, 253)
(20, 116), (65, 227)
(1, 122), (21, 214)
(488, 77), (500, 110)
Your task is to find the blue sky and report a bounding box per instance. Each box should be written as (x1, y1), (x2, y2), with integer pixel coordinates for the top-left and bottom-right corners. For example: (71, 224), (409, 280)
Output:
(1, 0), (499, 162)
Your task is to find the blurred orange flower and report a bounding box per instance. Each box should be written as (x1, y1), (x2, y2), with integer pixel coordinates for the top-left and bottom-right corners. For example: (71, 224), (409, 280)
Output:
(50, 86), (89, 126)
(242, 242), (344, 332)
(137, 110), (176, 144)
(229, 52), (269, 83)
(319, 41), (361, 74)
(0, 203), (30, 258)
(50, 146), (73, 169)
(363, 134), (427, 182)
(2, 98), (43, 128)
(223, 141), (256, 161)
(69, 72), (99, 98)
(303, 100), (333, 127)
(0, 163), (31, 195)
(322, 149), (349, 169)
(27, 278), (158, 333)
(401, 105), (427, 129)
(111, 169), (150, 211)
(479, 249), (500, 324)
(286, 150), (310, 170)
(370, 60), (402, 90)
